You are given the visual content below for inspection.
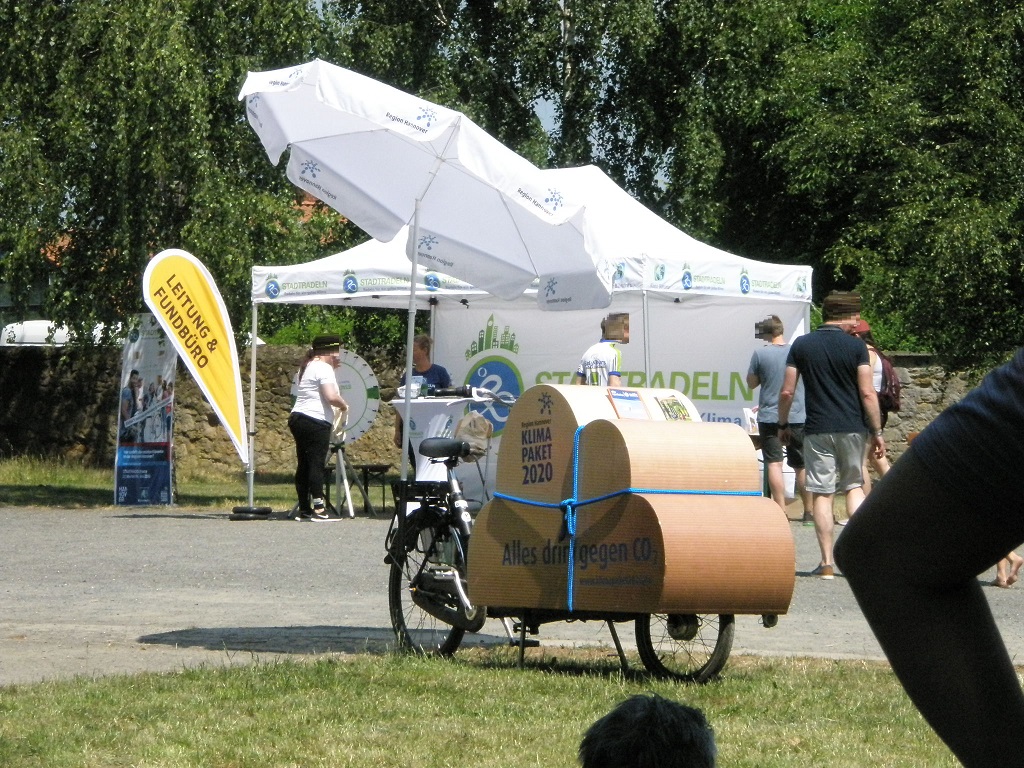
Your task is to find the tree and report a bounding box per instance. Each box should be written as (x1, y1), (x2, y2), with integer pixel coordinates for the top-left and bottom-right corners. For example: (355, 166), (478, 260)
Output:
(766, 0), (1024, 367)
(0, 0), (353, 342)
(8, 1), (1023, 370)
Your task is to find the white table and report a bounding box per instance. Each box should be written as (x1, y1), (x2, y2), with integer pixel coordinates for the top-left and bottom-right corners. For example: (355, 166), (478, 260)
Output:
(391, 396), (475, 483)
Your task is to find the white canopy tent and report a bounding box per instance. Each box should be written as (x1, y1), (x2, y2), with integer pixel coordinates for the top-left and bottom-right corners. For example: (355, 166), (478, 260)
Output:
(250, 166), (812, 501)
(251, 227), (489, 311)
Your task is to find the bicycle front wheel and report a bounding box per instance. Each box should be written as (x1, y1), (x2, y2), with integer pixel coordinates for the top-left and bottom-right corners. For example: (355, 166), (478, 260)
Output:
(388, 544), (465, 656)
(635, 613), (734, 682)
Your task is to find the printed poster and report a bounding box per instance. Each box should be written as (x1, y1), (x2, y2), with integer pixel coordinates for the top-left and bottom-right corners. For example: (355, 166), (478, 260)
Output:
(115, 313), (177, 505)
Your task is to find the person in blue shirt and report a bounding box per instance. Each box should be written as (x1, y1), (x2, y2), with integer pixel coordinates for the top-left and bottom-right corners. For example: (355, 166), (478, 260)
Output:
(747, 314), (813, 522)
(393, 334), (452, 450)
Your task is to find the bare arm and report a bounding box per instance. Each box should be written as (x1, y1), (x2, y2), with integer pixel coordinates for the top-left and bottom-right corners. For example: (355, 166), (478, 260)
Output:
(858, 363), (885, 458)
(746, 372), (760, 390)
(319, 382), (348, 411)
(777, 365), (798, 426)
(607, 373), (621, 387)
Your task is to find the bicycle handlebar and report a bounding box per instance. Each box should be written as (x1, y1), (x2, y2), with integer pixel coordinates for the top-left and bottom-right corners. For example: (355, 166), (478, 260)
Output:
(433, 385), (474, 398)
(422, 385), (516, 406)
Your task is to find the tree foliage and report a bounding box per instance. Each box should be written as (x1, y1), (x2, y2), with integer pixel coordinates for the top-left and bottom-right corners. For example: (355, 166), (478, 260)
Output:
(0, 0), (353, 342)
(767, 0), (1024, 368)
(3, 1), (1024, 370)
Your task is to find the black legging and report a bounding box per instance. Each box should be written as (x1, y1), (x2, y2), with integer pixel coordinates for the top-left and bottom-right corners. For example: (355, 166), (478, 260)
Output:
(835, 448), (1024, 766)
(288, 412), (331, 511)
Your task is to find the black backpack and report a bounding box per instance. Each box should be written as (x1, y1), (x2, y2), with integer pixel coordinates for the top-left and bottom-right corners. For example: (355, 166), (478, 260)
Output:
(877, 350), (901, 414)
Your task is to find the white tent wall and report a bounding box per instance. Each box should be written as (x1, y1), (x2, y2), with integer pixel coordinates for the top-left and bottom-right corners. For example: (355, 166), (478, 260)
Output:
(427, 292), (808, 505)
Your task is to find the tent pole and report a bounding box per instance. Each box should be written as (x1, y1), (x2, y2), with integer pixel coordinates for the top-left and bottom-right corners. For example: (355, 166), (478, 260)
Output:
(246, 304), (259, 507)
(642, 289), (651, 383)
(399, 202), (421, 483)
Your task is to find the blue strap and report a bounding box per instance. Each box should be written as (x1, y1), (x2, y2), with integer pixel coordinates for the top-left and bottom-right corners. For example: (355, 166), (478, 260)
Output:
(492, 423), (760, 612)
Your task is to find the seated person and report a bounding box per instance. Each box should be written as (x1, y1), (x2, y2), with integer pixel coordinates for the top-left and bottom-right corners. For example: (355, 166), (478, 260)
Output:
(394, 334), (452, 469)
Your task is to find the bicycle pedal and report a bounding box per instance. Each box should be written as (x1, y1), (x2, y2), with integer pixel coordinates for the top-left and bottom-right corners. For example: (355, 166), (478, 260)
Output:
(508, 638), (541, 648)
(512, 622), (540, 635)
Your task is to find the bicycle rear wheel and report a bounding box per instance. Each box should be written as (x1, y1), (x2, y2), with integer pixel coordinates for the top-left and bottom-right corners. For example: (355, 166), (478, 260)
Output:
(388, 529), (466, 656)
(635, 613), (734, 682)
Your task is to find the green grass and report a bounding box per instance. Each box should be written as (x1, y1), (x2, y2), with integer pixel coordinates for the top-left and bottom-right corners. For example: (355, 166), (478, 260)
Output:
(0, 651), (956, 768)
(0, 455), (399, 514)
(0, 457), (957, 765)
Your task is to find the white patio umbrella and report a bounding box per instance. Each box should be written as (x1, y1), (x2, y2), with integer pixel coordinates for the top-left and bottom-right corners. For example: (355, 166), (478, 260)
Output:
(239, 59), (614, 480)
(238, 59), (613, 307)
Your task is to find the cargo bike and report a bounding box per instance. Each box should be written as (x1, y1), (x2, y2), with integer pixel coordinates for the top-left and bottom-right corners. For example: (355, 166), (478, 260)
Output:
(385, 384), (795, 682)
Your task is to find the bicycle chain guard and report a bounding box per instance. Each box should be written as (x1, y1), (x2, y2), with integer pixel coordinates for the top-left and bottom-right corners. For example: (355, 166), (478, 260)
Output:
(412, 566), (486, 632)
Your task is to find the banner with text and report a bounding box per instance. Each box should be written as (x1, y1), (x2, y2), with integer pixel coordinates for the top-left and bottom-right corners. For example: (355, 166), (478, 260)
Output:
(431, 295), (808, 502)
(143, 249), (248, 465)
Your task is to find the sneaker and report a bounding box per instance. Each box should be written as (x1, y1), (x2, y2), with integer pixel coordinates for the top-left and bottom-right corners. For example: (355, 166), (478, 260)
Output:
(801, 512), (814, 527)
(292, 509), (312, 521)
(811, 563), (835, 580)
(311, 509), (342, 522)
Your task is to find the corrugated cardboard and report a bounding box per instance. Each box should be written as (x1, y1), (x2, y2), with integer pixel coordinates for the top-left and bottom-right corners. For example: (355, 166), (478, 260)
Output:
(468, 493), (794, 614)
(470, 384), (795, 615)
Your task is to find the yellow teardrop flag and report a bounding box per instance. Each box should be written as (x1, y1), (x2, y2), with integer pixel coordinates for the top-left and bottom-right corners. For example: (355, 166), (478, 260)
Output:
(143, 249), (249, 466)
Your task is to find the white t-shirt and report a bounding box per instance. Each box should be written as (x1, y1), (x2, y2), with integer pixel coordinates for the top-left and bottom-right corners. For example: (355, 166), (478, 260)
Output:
(291, 359), (337, 423)
(576, 340), (622, 386)
(869, 347), (883, 392)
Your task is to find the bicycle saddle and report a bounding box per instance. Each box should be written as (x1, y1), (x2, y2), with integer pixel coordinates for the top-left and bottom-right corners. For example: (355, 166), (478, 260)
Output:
(419, 437), (472, 460)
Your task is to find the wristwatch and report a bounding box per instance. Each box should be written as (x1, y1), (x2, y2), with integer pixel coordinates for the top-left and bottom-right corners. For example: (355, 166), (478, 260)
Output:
(874, 429), (884, 437)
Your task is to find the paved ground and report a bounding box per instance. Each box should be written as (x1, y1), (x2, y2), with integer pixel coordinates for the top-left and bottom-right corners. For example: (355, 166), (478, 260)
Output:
(3, 506), (1024, 686)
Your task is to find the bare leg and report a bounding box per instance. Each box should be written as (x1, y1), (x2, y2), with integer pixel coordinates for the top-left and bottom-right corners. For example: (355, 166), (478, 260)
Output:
(861, 440), (874, 496)
(836, 451), (1024, 766)
(860, 461), (873, 496)
(869, 452), (891, 478)
(812, 492), (835, 566)
(844, 484), (866, 517)
(994, 552), (1024, 588)
(795, 467), (812, 517)
(1009, 552), (1024, 584)
(766, 460), (786, 511)
(995, 558), (1011, 588)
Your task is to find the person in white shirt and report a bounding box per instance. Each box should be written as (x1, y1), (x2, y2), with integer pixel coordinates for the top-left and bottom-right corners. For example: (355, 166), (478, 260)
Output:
(574, 312), (629, 386)
(288, 334), (348, 521)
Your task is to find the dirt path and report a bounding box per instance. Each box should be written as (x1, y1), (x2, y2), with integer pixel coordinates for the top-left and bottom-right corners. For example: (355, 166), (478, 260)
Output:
(3, 507), (1023, 686)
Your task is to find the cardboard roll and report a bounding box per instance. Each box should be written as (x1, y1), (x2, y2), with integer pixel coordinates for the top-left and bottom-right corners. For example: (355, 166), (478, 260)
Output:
(475, 383), (794, 616)
(574, 418), (761, 498)
(467, 492), (794, 616)
(496, 384), (738, 504)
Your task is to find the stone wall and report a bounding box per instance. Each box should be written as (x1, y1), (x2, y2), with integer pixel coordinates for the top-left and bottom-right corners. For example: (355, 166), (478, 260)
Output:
(0, 345), (406, 476)
(170, 345), (406, 477)
(862, 352), (971, 461)
(0, 346), (969, 473)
